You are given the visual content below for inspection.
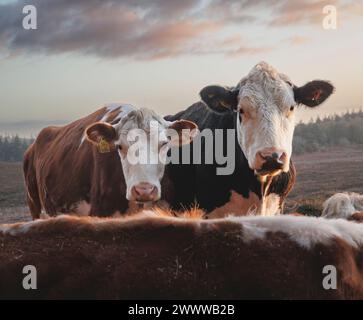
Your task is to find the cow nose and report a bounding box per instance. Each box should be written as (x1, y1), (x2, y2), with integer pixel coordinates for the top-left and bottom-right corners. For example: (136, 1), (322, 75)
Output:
(255, 148), (287, 174)
(131, 183), (158, 202)
(271, 152), (279, 160)
(258, 149), (286, 164)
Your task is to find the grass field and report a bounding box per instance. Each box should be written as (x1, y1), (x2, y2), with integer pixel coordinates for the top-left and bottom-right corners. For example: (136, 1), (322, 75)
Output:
(287, 146), (363, 215)
(0, 146), (362, 223)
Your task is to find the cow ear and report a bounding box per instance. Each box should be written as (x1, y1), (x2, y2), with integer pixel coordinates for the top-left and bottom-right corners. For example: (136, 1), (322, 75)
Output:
(294, 80), (334, 107)
(85, 122), (117, 153)
(200, 85), (238, 113)
(167, 120), (198, 146)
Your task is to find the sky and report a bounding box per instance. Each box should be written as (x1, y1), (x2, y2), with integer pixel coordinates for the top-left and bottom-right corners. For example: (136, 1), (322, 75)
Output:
(0, 0), (362, 136)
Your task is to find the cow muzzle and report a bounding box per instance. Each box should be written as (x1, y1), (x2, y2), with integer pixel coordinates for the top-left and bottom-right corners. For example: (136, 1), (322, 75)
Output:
(131, 182), (159, 203)
(254, 148), (287, 176)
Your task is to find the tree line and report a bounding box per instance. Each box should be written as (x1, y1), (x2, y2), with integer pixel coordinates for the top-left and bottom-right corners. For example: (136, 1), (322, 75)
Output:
(0, 135), (34, 162)
(293, 110), (363, 154)
(0, 111), (362, 162)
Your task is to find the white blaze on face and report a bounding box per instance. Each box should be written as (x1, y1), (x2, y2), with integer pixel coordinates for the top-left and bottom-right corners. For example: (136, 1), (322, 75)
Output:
(85, 105), (196, 203)
(113, 109), (171, 201)
(236, 62), (296, 173)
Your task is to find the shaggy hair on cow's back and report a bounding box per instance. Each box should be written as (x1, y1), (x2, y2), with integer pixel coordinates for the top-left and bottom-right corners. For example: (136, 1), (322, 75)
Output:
(2, 210), (363, 248)
(2, 211), (363, 299)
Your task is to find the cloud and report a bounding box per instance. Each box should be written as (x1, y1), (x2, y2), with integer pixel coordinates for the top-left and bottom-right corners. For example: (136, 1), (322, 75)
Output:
(262, 0), (363, 27)
(1, 0), (271, 59)
(0, 0), (360, 60)
(341, 2), (363, 16)
(269, 0), (341, 27)
(201, 0), (260, 25)
(228, 45), (274, 57)
(285, 36), (311, 46)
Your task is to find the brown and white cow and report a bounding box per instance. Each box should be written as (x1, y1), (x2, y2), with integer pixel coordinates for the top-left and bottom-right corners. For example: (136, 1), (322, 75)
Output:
(1, 212), (363, 299)
(23, 104), (197, 219)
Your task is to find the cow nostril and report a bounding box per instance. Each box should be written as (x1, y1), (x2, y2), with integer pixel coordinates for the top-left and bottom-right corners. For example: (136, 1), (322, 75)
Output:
(133, 184), (157, 197)
(257, 150), (288, 167)
(134, 187), (141, 196)
(278, 152), (287, 163)
(148, 186), (156, 194)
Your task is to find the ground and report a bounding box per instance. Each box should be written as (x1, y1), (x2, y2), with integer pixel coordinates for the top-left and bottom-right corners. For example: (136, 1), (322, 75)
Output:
(0, 146), (362, 223)
(287, 146), (363, 216)
(0, 162), (30, 223)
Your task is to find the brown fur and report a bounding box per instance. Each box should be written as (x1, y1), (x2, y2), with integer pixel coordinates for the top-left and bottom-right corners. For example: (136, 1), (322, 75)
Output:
(23, 106), (175, 219)
(1, 213), (363, 299)
(289, 213), (304, 217)
(348, 212), (363, 223)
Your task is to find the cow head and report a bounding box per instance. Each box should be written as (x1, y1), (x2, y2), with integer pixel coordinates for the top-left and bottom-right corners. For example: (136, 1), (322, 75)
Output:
(86, 108), (197, 203)
(200, 62), (334, 177)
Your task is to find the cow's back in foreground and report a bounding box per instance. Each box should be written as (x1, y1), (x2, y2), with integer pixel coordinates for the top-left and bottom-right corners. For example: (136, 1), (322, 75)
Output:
(1, 213), (363, 299)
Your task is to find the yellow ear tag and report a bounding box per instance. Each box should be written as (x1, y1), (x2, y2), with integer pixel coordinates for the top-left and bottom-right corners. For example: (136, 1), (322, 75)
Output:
(98, 137), (111, 153)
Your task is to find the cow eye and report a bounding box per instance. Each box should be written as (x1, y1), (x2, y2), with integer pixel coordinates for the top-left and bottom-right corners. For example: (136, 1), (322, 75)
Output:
(118, 145), (122, 151)
(239, 108), (244, 114)
(290, 106), (295, 112)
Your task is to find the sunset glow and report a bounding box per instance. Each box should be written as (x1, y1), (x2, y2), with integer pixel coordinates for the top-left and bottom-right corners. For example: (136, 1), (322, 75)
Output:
(0, 0), (362, 136)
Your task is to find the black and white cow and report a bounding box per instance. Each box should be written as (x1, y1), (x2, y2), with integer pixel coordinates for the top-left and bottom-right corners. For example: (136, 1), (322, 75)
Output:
(166, 62), (334, 217)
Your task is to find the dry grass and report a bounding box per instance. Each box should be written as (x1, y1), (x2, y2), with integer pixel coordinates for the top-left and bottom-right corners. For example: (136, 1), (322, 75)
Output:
(151, 205), (206, 219)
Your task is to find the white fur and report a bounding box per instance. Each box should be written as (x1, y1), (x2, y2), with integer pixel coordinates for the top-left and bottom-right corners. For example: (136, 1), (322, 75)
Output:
(225, 215), (363, 249)
(322, 192), (363, 219)
(113, 108), (172, 200)
(77, 103), (183, 202)
(0, 219), (45, 236)
(236, 62), (296, 173)
(260, 193), (281, 216)
(99, 103), (134, 122)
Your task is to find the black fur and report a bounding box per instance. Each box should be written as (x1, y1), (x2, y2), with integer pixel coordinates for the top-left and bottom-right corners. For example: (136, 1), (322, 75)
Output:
(293, 80), (334, 107)
(165, 102), (296, 214)
(199, 85), (239, 113)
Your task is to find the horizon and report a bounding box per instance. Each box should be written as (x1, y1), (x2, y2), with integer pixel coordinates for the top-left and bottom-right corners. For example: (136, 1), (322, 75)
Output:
(1, 108), (362, 138)
(1, 0), (363, 136)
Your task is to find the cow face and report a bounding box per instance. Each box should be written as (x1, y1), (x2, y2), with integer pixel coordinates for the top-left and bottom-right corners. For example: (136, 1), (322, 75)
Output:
(86, 109), (197, 203)
(200, 62), (334, 176)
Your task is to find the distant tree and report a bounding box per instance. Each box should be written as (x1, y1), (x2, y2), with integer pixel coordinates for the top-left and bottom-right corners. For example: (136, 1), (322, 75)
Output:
(0, 111), (362, 161)
(293, 111), (363, 154)
(0, 135), (33, 162)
